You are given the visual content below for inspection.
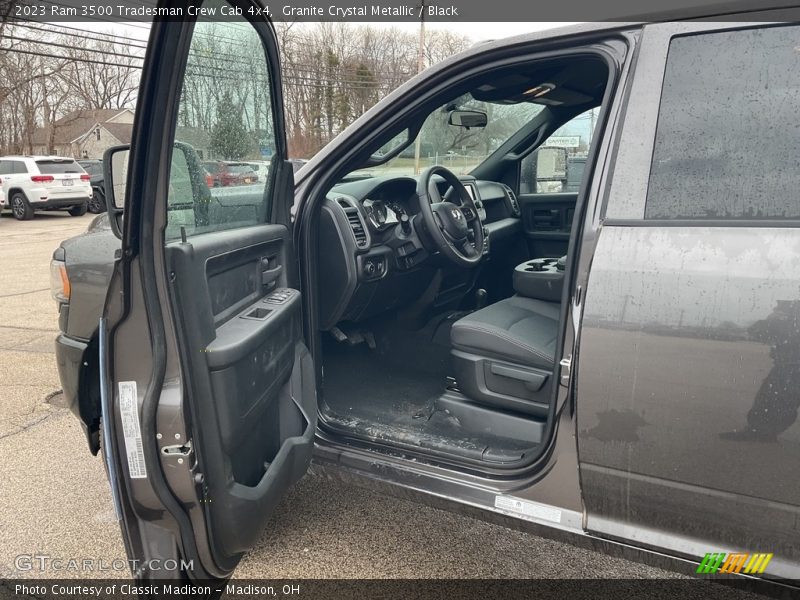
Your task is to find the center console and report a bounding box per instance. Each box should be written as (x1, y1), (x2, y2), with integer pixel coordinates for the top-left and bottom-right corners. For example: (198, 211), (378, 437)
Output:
(512, 256), (566, 302)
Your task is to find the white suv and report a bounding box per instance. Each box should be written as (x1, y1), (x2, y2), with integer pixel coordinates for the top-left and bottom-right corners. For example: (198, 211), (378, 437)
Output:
(246, 160), (271, 183)
(0, 156), (92, 220)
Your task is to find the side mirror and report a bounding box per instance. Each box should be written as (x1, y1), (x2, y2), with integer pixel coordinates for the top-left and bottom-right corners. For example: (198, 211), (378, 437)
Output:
(102, 145), (129, 239)
(448, 110), (488, 129)
(102, 141), (217, 240)
(531, 146), (569, 193)
(364, 128), (415, 166)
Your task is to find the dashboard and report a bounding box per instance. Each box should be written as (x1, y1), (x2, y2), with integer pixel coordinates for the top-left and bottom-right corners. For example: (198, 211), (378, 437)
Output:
(362, 192), (405, 230)
(362, 198), (400, 229)
(316, 174), (522, 329)
(360, 179), (484, 231)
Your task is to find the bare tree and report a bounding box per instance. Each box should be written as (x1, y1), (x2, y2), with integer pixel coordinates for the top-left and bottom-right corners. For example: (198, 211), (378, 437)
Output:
(0, 20), (471, 158)
(0, 23), (86, 154)
(0, 0), (17, 41)
(62, 34), (140, 109)
(274, 23), (470, 157)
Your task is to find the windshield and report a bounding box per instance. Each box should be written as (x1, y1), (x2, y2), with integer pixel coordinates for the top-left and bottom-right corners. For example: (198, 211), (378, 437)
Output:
(350, 97), (545, 179)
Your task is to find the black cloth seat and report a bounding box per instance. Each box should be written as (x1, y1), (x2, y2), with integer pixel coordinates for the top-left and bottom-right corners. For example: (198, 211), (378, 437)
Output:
(450, 296), (559, 368)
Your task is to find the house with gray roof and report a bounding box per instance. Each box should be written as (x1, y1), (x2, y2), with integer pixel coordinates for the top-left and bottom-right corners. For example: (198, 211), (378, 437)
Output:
(31, 109), (135, 159)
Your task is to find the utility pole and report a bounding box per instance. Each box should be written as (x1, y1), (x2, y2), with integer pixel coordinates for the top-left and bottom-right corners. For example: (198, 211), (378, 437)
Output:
(413, 0), (425, 175)
(40, 61), (53, 155)
(417, 1), (425, 73)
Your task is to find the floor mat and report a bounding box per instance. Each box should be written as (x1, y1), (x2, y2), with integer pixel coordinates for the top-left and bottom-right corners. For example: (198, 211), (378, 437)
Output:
(321, 331), (535, 463)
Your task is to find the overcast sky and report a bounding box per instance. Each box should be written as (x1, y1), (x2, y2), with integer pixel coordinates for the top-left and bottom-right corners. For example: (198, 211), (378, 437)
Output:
(372, 21), (576, 39)
(66, 20), (576, 44)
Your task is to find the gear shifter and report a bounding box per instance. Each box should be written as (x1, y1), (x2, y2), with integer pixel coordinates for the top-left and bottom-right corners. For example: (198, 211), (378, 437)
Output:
(475, 288), (488, 309)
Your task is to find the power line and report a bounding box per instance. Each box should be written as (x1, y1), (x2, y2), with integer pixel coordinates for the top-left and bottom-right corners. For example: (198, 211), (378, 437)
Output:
(11, 22), (149, 49)
(31, 0), (154, 31)
(3, 25), (418, 78)
(2, 34), (146, 60)
(1, 45), (398, 92)
(0, 45), (143, 69)
(8, 20), (421, 78)
(1, 34), (411, 88)
(22, 6), (427, 61)
(35, 21), (151, 44)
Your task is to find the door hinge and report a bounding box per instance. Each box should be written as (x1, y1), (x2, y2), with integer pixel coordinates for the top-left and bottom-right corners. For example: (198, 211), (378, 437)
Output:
(559, 356), (572, 387)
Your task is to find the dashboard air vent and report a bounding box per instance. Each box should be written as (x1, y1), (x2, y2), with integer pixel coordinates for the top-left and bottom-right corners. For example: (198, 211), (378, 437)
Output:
(334, 197), (368, 248)
(503, 184), (521, 216)
(345, 210), (368, 247)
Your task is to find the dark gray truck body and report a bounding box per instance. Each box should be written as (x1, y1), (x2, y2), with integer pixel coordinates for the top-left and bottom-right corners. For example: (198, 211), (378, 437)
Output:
(54, 14), (800, 587)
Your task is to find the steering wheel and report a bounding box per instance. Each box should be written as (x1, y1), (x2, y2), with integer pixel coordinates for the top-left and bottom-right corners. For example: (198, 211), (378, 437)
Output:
(415, 166), (485, 267)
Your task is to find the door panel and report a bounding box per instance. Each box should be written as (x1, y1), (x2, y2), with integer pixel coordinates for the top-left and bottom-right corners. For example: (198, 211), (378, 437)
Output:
(166, 225), (315, 558)
(517, 192), (576, 257)
(578, 226), (800, 577)
(102, 0), (314, 581)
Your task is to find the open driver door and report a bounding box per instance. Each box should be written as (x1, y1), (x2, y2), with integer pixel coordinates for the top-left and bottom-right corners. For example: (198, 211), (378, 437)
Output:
(99, 0), (316, 582)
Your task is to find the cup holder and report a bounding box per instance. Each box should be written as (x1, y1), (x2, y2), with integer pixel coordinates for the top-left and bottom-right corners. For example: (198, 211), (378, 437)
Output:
(513, 257), (565, 302)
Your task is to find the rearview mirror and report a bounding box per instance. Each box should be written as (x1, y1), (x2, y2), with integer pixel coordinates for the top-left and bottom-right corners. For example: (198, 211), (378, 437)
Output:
(102, 145), (130, 239)
(448, 110), (488, 129)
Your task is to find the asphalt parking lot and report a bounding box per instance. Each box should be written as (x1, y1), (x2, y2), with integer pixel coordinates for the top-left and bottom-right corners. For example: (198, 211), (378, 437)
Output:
(0, 210), (682, 582)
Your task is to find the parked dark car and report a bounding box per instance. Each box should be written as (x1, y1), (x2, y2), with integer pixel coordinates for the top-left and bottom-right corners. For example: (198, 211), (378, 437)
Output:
(53, 7), (800, 591)
(202, 160), (259, 186)
(77, 159), (107, 214)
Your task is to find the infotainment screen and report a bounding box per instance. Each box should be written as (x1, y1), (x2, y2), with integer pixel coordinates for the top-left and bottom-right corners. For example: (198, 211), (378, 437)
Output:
(463, 184), (475, 200)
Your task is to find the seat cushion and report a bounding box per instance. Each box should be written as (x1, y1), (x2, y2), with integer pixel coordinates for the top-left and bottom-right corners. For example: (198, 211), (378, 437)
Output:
(450, 296), (560, 368)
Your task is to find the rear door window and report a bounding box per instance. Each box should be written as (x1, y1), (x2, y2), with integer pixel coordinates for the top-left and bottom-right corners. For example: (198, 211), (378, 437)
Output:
(646, 25), (800, 220)
(12, 161), (28, 174)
